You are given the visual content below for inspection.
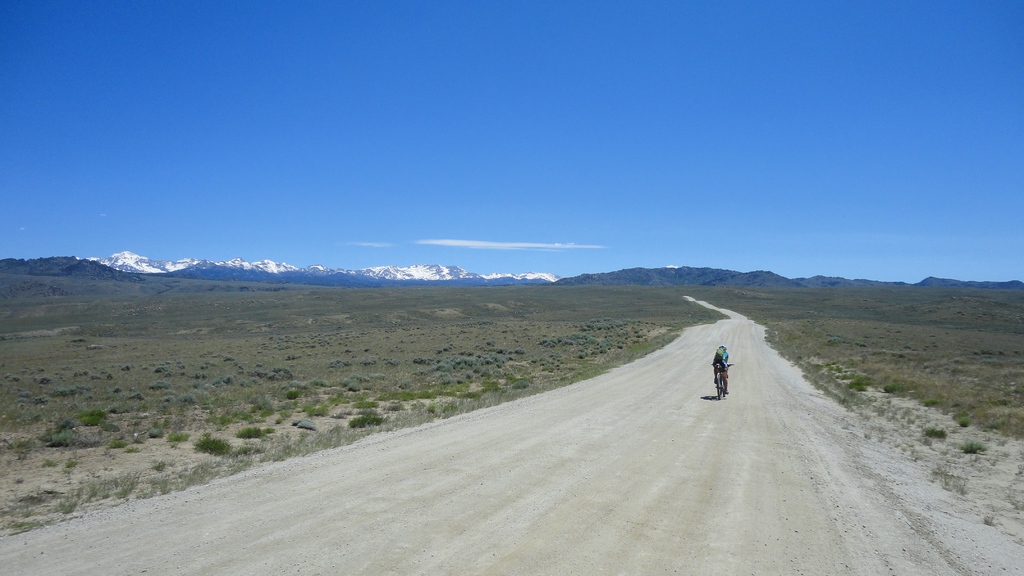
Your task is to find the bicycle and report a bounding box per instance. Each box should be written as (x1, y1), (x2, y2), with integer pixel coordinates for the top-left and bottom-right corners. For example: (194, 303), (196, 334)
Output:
(714, 363), (732, 400)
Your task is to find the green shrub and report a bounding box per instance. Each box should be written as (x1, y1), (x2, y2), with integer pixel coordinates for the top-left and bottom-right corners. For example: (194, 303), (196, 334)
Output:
(284, 390), (301, 400)
(957, 415), (971, 428)
(46, 429), (76, 447)
(233, 444), (262, 456)
(166, 432), (190, 444)
(207, 413), (238, 427)
(194, 434), (231, 455)
(882, 382), (904, 394)
(303, 403), (329, 417)
(78, 409), (107, 426)
(984, 418), (1006, 431)
(923, 427), (947, 439)
(236, 427), (267, 439)
(349, 412), (384, 428)
(55, 418), (77, 431)
(175, 393), (197, 405)
(847, 375), (871, 392)
(511, 380), (530, 390)
(108, 439), (128, 449)
(959, 440), (987, 454)
(53, 385), (90, 397)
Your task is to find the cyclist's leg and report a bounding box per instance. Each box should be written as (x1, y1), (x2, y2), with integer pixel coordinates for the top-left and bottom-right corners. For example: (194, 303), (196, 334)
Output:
(723, 369), (729, 393)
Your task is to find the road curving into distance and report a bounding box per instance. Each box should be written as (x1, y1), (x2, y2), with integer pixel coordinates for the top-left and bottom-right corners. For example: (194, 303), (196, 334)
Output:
(3, 300), (1023, 575)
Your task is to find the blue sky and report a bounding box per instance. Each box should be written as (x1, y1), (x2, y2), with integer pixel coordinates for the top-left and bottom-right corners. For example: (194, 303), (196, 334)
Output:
(2, 1), (1021, 282)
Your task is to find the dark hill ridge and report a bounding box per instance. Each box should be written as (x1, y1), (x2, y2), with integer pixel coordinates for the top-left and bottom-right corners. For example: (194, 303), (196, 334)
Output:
(916, 277), (1024, 290)
(790, 275), (908, 288)
(553, 267), (1023, 289)
(0, 257), (145, 298)
(0, 257), (142, 282)
(554, 266), (803, 287)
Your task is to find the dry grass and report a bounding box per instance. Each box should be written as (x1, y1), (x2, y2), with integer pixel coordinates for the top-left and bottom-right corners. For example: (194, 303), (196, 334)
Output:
(687, 286), (1024, 437)
(0, 285), (719, 530)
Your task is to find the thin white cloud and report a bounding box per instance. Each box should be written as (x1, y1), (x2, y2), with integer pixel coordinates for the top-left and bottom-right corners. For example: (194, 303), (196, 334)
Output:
(348, 242), (393, 248)
(417, 239), (605, 251)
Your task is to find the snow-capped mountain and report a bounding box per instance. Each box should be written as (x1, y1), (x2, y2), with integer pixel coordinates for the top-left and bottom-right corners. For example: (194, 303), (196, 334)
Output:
(97, 251), (202, 274)
(89, 252), (558, 286)
(204, 257), (299, 274)
(483, 271), (560, 283)
(361, 264), (476, 282)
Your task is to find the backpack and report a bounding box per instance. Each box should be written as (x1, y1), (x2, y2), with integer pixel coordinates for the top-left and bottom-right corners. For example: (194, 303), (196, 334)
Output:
(714, 346), (726, 363)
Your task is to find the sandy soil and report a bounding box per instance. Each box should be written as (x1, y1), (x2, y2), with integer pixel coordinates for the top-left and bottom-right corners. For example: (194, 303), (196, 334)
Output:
(2, 303), (1023, 575)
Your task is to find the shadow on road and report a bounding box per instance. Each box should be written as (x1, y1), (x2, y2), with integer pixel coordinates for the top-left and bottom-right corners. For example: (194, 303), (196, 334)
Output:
(699, 395), (725, 401)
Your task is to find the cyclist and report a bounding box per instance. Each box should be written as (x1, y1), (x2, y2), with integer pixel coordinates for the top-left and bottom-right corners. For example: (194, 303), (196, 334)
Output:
(712, 345), (730, 395)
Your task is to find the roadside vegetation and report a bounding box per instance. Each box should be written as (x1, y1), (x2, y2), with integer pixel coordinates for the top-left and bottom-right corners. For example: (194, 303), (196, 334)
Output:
(0, 285), (719, 531)
(688, 286), (1024, 437)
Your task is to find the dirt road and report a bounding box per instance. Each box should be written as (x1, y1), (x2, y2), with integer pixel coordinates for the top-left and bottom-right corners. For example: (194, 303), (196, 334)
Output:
(3, 302), (1023, 575)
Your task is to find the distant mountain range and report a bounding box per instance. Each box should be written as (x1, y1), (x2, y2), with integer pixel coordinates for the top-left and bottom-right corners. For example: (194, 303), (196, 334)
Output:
(1, 254), (1020, 295)
(88, 251), (559, 286)
(553, 266), (1024, 290)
